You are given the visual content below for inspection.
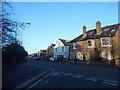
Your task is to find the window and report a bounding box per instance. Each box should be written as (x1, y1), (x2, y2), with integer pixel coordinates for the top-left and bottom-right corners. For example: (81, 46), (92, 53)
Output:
(102, 51), (111, 60)
(62, 47), (64, 52)
(87, 40), (94, 47)
(87, 41), (91, 46)
(73, 43), (77, 49)
(101, 38), (110, 46)
(111, 29), (116, 32)
(89, 31), (94, 35)
(104, 28), (109, 31)
(55, 48), (57, 53)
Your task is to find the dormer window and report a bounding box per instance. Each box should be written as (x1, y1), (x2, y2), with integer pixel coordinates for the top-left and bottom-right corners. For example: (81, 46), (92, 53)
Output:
(111, 29), (116, 32)
(101, 38), (110, 46)
(73, 43), (77, 49)
(104, 28), (109, 31)
(89, 31), (94, 35)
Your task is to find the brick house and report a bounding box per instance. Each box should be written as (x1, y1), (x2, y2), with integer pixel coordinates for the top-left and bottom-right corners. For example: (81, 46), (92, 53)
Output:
(46, 44), (55, 57)
(69, 21), (120, 66)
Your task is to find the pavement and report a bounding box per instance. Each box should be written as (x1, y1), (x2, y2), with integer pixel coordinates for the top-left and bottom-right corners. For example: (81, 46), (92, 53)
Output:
(2, 62), (50, 89)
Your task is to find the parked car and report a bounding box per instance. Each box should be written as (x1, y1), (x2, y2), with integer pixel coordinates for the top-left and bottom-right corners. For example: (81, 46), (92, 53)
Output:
(49, 57), (55, 61)
(33, 57), (40, 60)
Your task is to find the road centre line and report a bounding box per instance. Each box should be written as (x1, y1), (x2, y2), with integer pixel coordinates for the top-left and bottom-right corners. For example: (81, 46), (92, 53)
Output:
(102, 81), (118, 86)
(86, 77), (98, 81)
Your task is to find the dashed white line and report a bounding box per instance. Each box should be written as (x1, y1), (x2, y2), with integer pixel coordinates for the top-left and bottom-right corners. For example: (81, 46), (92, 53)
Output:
(72, 75), (84, 79)
(103, 80), (118, 86)
(63, 74), (70, 76)
(86, 77), (98, 82)
(60, 71), (64, 74)
(103, 81), (118, 86)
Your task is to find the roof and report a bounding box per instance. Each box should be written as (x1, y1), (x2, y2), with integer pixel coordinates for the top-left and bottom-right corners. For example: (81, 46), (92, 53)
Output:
(50, 44), (55, 47)
(69, 23), (120, 43)
(59, 39), (70, 46)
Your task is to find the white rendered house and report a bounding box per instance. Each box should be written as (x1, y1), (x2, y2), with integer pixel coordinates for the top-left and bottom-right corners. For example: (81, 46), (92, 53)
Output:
(54, 39), (70, 59)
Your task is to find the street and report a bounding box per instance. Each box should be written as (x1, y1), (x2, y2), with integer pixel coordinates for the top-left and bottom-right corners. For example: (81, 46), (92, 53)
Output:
(26, 58), (119, 88)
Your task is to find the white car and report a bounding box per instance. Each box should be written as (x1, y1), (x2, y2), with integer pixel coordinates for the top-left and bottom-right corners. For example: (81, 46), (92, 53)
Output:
(49, 57), (55, 61)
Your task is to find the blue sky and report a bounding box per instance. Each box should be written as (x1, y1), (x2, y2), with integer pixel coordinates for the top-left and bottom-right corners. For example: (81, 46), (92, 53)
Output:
(11, 2), (118, 54)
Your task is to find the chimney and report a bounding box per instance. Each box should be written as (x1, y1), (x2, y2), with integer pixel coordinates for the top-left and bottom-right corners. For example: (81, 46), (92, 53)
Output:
(96, 21), (102, 34)
(83, 25), (86, 36)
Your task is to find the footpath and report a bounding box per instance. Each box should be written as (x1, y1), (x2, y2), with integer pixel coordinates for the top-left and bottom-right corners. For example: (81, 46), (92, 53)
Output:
(2, 62), (50, 89)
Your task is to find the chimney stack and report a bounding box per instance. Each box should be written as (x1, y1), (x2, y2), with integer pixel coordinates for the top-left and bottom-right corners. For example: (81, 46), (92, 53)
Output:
(96, 21), (101, 34)
(83, 25), (86, 36)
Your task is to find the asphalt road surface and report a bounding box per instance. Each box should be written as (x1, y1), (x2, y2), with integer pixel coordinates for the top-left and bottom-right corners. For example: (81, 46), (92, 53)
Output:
(26, 58), (119, 88)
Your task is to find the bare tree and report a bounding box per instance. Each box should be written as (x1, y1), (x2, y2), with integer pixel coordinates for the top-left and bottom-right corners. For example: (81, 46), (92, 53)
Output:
(1, 2), (30, 46)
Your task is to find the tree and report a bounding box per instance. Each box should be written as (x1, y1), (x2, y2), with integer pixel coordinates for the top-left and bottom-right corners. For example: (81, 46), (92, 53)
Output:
(1, 2), (30, 65)
(1, 2), (30, 46)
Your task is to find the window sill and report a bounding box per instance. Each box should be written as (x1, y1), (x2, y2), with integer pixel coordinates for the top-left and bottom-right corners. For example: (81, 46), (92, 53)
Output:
(101, 45), (112, 47)
(73, 48), (77, 50)
(87, 46), (95, 48)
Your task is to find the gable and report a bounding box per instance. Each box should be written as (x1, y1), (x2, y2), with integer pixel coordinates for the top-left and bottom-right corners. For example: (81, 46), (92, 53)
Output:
(54, 40), (64, 48)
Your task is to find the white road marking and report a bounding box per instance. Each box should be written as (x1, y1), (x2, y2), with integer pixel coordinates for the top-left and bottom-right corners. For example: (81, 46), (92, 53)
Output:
(76, 74), (85, 77)
(103, 81), (118, 86)
(60, 71), (64, 74)
(110, 81), (118, 84)
(72, 75), (84, 78)
(103, 80), (118, 86)
(63, 74), (70, 76)
(86, 77), (98, 81)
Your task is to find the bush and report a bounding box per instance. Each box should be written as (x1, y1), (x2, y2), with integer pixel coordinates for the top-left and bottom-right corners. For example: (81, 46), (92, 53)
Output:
(2, 43), (28, 65)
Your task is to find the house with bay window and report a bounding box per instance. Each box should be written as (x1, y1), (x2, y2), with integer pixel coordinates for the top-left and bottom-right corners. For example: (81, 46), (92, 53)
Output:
(69, 21), (120, 66)
(54, 39), (70, 60)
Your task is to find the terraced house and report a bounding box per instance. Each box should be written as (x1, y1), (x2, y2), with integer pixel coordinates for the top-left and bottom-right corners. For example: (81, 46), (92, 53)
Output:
(69, 21), (120, 66)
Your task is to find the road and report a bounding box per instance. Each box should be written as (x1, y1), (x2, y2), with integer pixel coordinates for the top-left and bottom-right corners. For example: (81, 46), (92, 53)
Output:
(26, 58), (119, 88)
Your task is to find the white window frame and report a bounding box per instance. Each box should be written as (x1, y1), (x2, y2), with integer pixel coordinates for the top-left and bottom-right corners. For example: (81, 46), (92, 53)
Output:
(101, 38), (111, 46)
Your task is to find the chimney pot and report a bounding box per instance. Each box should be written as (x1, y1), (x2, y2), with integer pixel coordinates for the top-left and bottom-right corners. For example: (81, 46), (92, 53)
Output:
(96, 21), (101, 23)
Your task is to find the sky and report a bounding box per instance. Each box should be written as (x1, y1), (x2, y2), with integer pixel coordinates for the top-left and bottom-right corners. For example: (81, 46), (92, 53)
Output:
(10, 2), (118, 54)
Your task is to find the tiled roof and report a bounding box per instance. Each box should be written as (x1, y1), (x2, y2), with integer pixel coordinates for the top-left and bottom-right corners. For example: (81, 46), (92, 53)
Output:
(59, 39), (70, 46)
(69, 23), (119, 43)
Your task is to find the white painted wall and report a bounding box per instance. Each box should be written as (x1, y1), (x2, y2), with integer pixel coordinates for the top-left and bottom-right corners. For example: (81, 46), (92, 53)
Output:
(54, 40), (69, 59)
